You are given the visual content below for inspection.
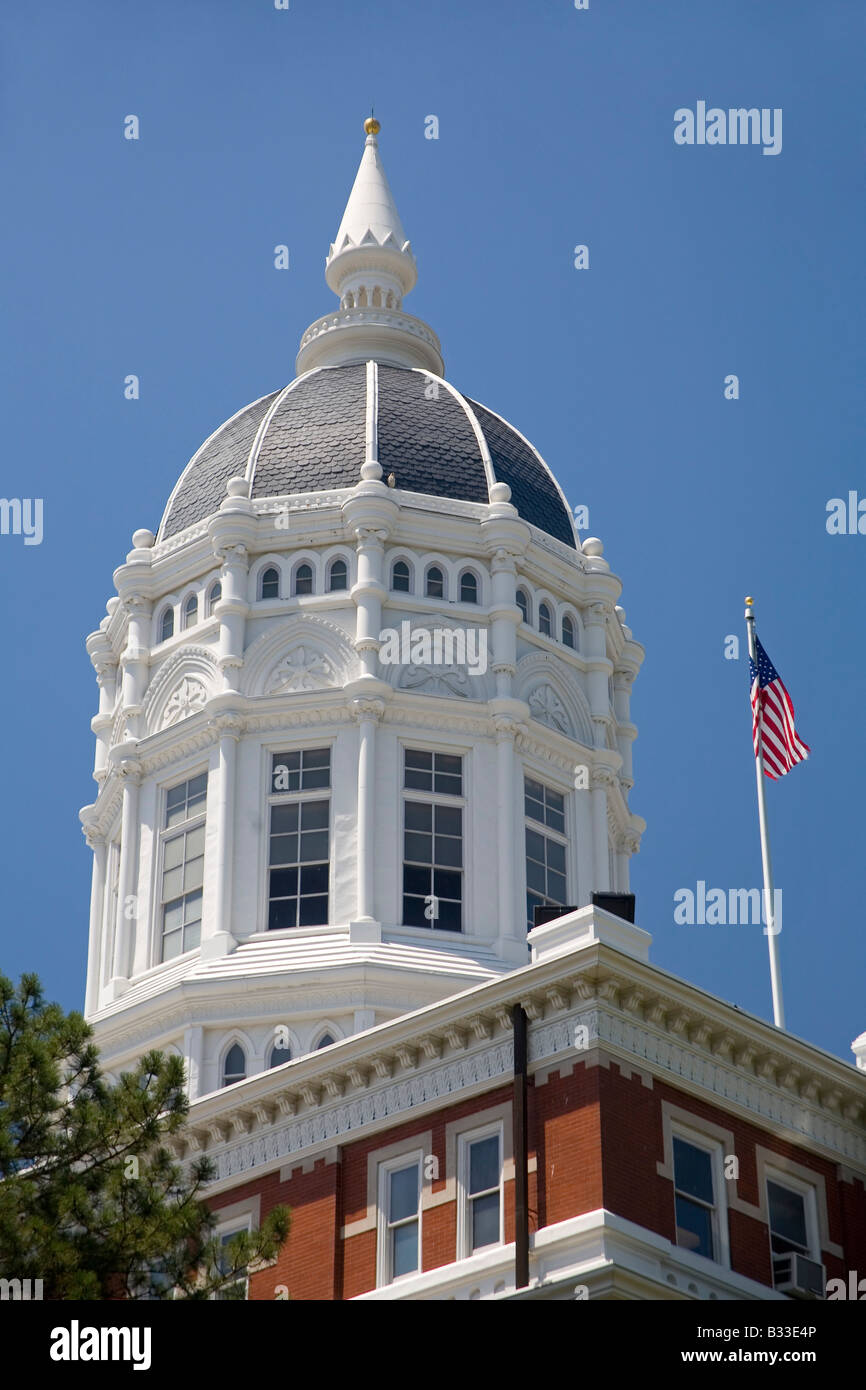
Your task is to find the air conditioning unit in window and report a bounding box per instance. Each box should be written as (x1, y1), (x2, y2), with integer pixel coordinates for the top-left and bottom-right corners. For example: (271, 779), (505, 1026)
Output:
(772, 1253), (825, 1299)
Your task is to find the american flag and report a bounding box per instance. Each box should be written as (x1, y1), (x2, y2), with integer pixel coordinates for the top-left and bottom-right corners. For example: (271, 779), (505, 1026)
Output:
(749, 637), (810, 780)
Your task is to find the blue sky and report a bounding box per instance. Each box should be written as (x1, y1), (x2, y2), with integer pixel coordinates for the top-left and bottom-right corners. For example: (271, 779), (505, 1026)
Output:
(1, 0), (863, 1061)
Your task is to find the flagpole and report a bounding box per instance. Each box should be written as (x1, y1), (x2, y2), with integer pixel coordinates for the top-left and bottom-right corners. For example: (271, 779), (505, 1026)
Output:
(745, 597), (785, 1029)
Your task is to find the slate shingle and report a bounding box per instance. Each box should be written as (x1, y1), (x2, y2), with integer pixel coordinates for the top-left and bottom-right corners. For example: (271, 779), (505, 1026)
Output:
(161, 392), (279, 539)
(465, 397), (576, 549)
(157, 367), (574, 549)
(376, 366), (489, 504)
(251, 366), (366, 496)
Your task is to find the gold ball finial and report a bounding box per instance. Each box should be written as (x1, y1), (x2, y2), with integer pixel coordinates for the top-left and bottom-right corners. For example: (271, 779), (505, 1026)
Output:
(745, 596), (754, 606)
(364, 116), (380, 135)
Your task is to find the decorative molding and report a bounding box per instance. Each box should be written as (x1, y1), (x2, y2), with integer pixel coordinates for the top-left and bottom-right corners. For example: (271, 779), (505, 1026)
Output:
(162, 677), (208, 728)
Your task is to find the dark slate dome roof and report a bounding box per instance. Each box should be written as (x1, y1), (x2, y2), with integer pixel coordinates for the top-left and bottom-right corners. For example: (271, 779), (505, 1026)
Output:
(159, 364), (576, 548)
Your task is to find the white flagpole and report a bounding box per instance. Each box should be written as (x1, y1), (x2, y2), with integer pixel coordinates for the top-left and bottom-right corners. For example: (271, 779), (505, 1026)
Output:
(744, 597), (785, 1029)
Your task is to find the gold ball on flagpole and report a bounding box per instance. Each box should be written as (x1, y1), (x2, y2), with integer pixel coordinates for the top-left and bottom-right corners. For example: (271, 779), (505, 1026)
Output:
(364, 116), (380, 135)
(745, 596), (754, 606)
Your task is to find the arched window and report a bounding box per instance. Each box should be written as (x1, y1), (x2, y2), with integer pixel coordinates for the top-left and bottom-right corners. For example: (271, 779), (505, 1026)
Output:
(425, 566), (444, 599)
(159, 607), (174, 643)
(222, 1044), (246, 1087)
(459, 571), (478, 604)
(207, 581), (221, 617)
(260, 567), (279, 600)
(516, 589), (529, 624)
(316, 1034), (335, 1050)
(182, 594), (198, 630)
(294, 563), (313, 596)
(562, 615), (575, 649)
(538, 603), (552, 637)
(327, 558), (348, 592)
(269, 1043), (292, 1068)
(392, 560), (410, 592)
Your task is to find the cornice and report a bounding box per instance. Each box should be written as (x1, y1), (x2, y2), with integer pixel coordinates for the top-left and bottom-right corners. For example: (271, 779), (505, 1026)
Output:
(165, 943), (866, 1189)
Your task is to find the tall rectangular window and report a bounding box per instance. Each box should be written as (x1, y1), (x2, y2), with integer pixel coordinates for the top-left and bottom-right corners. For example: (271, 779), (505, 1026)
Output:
(378, 1155), (422, 1285)
(767, 1180), (811, 1258)
(160, 773), (207, 961)
(524, 776), (567, 932)
(459, 1126), (504, 1257)
(268, 747), (331, 929)
(402, 748), (463, 932)
(673, 1136), (718, 1261)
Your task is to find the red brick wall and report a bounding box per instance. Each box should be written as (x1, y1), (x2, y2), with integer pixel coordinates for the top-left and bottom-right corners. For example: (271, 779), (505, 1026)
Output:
(206, 1057), (866, 1298)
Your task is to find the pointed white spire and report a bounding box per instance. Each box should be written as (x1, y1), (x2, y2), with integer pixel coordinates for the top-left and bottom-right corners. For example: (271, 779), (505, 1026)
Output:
(296, 119), (443, 377)
(326, 117), (416, 296)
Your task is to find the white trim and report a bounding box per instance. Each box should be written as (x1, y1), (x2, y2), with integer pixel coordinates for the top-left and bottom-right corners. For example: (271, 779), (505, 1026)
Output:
(457, 1120), (505, 1259)
(376, 1148), (425, 1288)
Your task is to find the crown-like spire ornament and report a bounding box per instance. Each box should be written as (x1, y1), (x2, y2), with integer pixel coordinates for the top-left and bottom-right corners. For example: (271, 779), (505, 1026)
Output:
(296, 118), (443, 376)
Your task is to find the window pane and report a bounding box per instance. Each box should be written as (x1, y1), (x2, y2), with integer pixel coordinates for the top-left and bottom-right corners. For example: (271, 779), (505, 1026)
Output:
(270, 866), (299, 897)
(434, 805), (462, 837)
(547, 839), (566, 874)
(404, 801), (432, 831)
(269, 834), (298, 866)
(436, 898), (462, 931)
(472, 1191), (501, 1250)
(186, 824), (206, 859)
(390, 1164), (420, 1223)
(298, 894), (328, 926)
(433, 835), (462, 868)
(392, 1221), (418, 1278)
(270, 1045), (292, 1067)
(526, 857), (547, 893)
(673, 1138), (714, 1206)
(300, 862), (329, 894)
(546, 870), (567, 901)
(298, 829), (329, 862)
(183, 855), (204, 893)
(184, 920), (201, 951)
(300, 799), (329, 830)
(163, 835), (184, 871)
(271, 803), (299, 833)
(675, 1195), (714, 1259)
(432, 868), (461, 900)
(404, 831), (432, 863)
(403, 896), (429, 928)
(162, 930), (182, 961)
(767, 1181), (808, 1251)
(403, 864), (430, 896)
(405, 749), (433, 772)
(163, 899), (184, 932)
(469, 1135), (500, 1195)
(269, 899), (297, 930)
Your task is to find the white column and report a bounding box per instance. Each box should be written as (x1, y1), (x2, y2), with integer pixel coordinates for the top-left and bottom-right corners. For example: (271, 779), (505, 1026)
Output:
(110, 760), (142, 990)
(183, 1025), (204, 1100)
(493, 716), (526, 960)
(353, 526), (388, 678)
(215, 543), (250, 694)
(590, 768), (612, 894)
(83, 833), (107, 1015)
(119, 596), (151, 740)
(351, 698), (384, 935)
(202, 715), (242, 959)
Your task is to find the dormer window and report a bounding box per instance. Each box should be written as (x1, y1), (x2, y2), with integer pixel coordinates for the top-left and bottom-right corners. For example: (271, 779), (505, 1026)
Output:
(425, 566), (444, 599)
(327, 558), (348, 592)
(260, 567), (279, 600)
(392, 560), (411, 593)
(459, 571), (478, 604)
(222, 1044), (246, 1087)
(294, 563), (313, 596)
